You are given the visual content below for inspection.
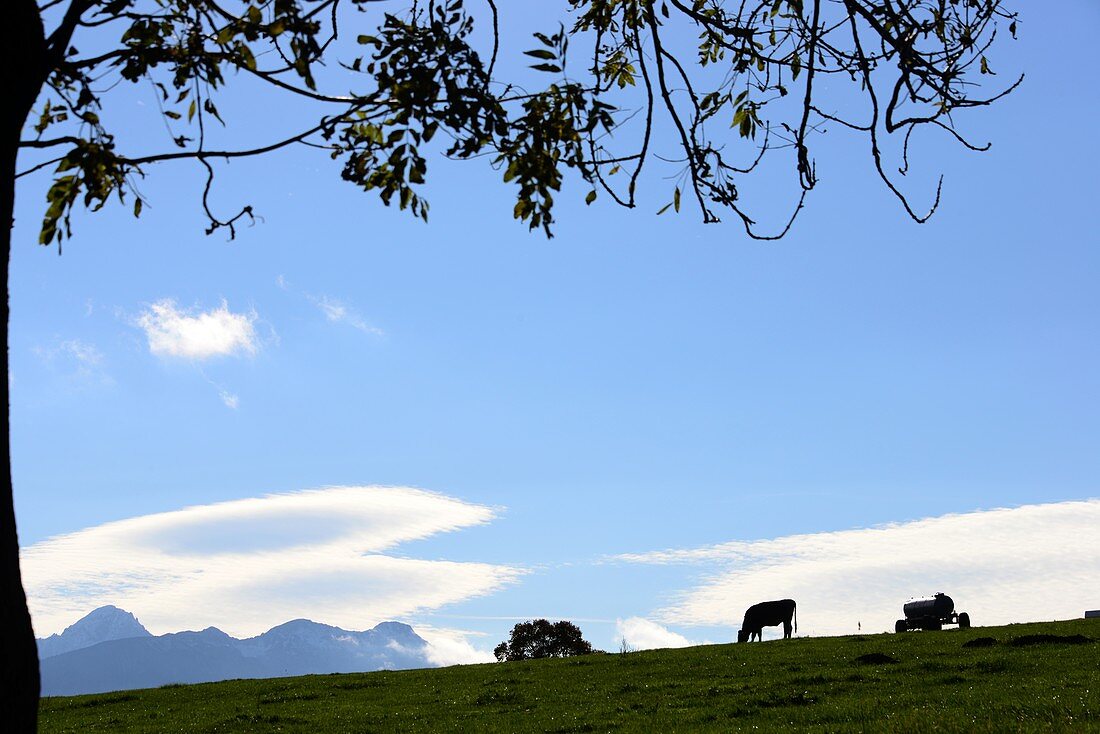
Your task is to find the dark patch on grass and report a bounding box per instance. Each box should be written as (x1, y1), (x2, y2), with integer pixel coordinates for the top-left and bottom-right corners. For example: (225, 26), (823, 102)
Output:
(972, 659), (1011, 674)
(721, 703), (759, 719)
(332, 679), (385, 690)
(963, 637), (998, 648)
(228, 713), (308, 725)
(756, 690), (817, 708)
(703, 684), (745, 698)
(1008, 634), (1093, 647)
(258, 691), (321, 704)
(790, 673), (832, 686)
(849, 636), (870, 642)
(473, 684), (522, 706)
(854, 653), (899, 665)
(919, 660), (951, 673)
(548, 723), (597, 733)
(938, 674), (967, 684)
(69, 693), (139, 709)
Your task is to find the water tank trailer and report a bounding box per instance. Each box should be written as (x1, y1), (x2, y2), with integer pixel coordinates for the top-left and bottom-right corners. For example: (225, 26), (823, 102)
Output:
(895, 592), (971, 633)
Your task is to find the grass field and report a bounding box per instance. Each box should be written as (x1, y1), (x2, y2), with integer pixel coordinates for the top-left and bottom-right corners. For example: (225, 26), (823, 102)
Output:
(39, 619), (1099, 732)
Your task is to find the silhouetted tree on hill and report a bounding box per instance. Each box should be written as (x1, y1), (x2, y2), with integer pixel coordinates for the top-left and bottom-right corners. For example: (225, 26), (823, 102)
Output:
(6, 1), (1019, 728)
(494, 619), (594, 662)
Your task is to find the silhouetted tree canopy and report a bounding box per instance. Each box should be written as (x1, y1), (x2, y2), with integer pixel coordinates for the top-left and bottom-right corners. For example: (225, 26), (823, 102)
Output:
(494, 619), (594, 661)
(15, 0), (1019, 243)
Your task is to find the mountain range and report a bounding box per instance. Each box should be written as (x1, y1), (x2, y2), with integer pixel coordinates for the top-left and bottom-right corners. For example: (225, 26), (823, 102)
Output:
(37, 606), (435, 696)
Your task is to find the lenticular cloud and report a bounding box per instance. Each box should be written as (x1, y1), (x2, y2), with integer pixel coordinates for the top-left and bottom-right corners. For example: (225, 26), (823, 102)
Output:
(618, 499), (1100, 636)
(22, 486), (523, 638)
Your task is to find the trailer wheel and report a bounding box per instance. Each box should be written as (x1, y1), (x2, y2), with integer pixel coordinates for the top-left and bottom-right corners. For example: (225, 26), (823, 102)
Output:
(958, 612), (971, 629)
(895, 620), (907, 634)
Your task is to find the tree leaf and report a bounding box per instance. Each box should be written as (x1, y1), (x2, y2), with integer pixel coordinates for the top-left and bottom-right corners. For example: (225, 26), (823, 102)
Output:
(238, 44), (257, 71)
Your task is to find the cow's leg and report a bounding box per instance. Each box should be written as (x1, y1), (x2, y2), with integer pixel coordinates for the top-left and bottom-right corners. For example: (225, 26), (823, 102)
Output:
(783, 620), (792, 639)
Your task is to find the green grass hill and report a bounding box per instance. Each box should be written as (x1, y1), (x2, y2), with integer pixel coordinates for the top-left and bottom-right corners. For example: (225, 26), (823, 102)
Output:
(40, 618), (1099, 733)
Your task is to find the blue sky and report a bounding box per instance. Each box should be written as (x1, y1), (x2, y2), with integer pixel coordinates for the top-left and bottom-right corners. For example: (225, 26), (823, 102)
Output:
(12, 3), (1100, 656)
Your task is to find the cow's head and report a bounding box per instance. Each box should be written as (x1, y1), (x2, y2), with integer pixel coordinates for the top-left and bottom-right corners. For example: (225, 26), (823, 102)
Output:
(737, 629), (748, 643)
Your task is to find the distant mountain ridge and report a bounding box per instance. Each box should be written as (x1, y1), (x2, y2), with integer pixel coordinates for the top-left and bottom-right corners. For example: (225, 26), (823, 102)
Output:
(37, 606), (434, 696)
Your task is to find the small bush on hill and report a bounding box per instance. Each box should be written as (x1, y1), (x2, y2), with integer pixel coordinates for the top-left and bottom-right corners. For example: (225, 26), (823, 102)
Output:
(494, 620), (593, 662)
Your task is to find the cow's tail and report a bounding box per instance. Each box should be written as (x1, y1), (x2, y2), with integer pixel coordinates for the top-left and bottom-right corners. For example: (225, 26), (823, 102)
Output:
(794, 603), (798, 635)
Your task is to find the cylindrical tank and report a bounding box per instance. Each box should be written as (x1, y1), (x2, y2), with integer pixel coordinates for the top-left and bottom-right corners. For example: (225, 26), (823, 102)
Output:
(903, 593), (954, 620)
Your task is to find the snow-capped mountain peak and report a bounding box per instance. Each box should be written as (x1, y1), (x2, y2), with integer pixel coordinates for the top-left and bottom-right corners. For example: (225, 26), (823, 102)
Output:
(37, 605), (152, 659)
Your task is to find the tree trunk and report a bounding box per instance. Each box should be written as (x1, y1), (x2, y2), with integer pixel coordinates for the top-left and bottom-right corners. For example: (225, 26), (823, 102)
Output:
(1, 134), (40, 734)
(4, 2), (48, 730)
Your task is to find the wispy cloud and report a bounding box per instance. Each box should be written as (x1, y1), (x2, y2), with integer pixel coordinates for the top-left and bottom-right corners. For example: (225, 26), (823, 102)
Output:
(277, 274), (382, 336)
(23, 486), (523, 638)
(136, 299), (259, 360)
(615, 617), (696, 651)
(33, 339), (112, 385)
(616, 499), (1100, 636)
(309, 294), (384, 336)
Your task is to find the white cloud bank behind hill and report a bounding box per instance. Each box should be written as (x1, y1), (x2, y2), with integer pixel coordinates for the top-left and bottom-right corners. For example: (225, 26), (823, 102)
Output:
(23, 486), (523, 642)
(617, 499), (1100, 637)
(615, 617), (697, 651)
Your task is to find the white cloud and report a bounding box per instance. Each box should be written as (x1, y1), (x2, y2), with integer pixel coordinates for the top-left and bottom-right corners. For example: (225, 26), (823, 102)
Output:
(23, 486), (523, 638)
(615, 617), (695, 651)
(618, 499), (1100, 636)
(219, 391), (240, 409)
(417, 626), (496, 666)
(137, 299), (259, 360)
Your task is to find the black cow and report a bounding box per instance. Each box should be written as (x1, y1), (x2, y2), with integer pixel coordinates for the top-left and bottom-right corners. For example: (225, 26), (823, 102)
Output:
(737, 599), (797, 642)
